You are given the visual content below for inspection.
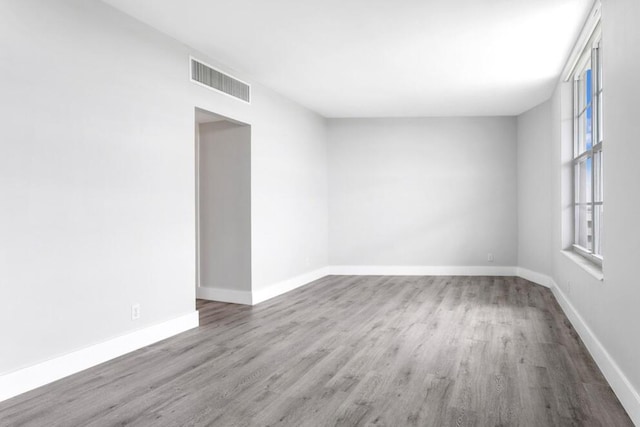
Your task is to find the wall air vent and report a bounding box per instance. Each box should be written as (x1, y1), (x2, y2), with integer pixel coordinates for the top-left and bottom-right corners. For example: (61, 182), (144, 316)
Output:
(190, 57), (250, 103)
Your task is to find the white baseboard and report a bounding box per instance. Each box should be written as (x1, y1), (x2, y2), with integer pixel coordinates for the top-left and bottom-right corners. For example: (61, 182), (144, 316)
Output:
(515, 267), (553, 288)
(197, 268), (331, 306)
(252, 267), (331, 305)
(329, 265), (517, 276)
(196, 286), (252, 305)
(550, 281), (640, 426)
(0, 311), (199, 403)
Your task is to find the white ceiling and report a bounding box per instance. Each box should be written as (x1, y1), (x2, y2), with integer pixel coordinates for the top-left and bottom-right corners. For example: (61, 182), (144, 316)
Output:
(103, 0), (592, 117)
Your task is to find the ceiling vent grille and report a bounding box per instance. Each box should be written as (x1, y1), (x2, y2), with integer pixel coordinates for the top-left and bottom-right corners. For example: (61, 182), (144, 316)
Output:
(190, 57), (250, 103)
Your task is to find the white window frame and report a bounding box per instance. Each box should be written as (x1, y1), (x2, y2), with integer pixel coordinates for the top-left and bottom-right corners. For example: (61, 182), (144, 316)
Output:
(571, 25), (603, 267)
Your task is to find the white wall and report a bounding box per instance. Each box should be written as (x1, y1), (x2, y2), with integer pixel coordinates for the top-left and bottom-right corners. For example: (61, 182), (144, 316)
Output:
(249, 92), (329, 292)
(0, 0), (328, 375)
(327, 118), (518, 267)
(198, 121), (251, 292)
(518, 0), (640, 421)
(597, 0), (640, 415)
(0, 0), (196, 374)
(517, 101), (553, 276)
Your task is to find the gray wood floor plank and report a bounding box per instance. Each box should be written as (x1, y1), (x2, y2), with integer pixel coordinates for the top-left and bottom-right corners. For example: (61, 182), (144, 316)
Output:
(0, 275), (633, 426)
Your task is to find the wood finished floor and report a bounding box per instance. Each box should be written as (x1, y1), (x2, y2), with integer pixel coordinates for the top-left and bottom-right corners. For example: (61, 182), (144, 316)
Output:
(0, 275), (633, 427)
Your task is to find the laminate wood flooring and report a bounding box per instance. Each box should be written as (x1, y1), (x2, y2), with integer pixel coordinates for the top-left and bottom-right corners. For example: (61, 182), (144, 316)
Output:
(0, 276), (633, 426)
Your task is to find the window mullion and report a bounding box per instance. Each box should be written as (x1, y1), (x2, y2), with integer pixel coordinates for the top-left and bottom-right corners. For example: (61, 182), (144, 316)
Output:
(573, 150), (591, 164)
(590, 47), (597, 254)
(572, 76), (579, 249)
(573, 78), (579, 158)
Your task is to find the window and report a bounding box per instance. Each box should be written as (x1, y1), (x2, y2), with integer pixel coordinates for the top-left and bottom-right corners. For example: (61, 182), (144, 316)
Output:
(572, 27), (603, 266)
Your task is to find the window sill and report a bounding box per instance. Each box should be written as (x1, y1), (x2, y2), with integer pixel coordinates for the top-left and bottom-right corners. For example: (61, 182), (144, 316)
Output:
(561, 250), (604, 281)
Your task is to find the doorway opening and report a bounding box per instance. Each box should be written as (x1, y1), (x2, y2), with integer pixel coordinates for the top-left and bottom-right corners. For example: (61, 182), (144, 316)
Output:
(195, 107), (251, 305)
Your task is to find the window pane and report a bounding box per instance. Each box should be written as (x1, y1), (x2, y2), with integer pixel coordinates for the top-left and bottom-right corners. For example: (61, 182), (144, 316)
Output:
(575, 157), (592, 205)
(587, 203), (594, 251)
(594, 151), (603, 203)
(586, 107), (592, 150)
(594, 205), (603, 256)
(574, 156), (593, 251)
(575, 204), (589, 249)
(598, 92), (603, 143)
(598, 47), (603, 90)
(574, 204), (579, 246)
(577, 111), (586, 154)
(578, 75), (585, 113)
(574, 163), (579, 204)
(585, 68), (592, 107)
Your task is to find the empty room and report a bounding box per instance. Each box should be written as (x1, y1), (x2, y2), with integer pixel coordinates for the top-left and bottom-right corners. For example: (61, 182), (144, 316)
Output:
(1, 0), (639, 426)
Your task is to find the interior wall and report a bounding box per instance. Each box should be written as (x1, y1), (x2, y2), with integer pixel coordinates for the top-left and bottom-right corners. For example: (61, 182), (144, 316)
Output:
(198, 121), (251, 293)
(597, 0), (640, 394)
(327, 117), (518, 267)
(0, 0), (328, 375)
(517, 0), (640, 419)
(595, 0), (640, 412)
(517, 101), (553, 275)
(249, 92), (329, 292)
(0, 0), (196, 374)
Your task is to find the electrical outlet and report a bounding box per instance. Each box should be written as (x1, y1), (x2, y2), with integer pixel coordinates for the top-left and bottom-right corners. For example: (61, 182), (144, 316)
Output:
(131, 304), (141, 320)
(487, 253), (494, 262)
